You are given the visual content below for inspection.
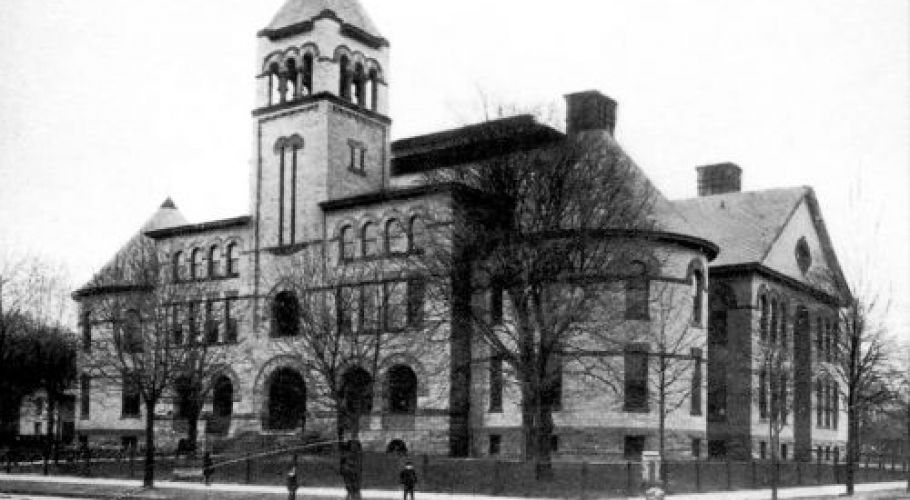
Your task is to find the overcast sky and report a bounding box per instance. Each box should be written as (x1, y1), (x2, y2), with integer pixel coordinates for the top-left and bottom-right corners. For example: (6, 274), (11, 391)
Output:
(1, 0), (907, 336)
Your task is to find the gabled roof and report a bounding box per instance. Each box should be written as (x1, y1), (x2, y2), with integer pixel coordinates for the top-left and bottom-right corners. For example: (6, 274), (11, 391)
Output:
(74, 199), (187, 298)
(671, 187), (807, 267)
(672, 187), (850, 301)
(260, 0), (384, 42)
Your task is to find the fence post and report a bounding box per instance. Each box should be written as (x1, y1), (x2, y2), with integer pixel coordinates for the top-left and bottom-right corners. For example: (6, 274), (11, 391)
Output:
(815, 455), (822, 484)
(797, 460), (802, 485)
(726, 459), (732, 490)
(581, 461), (588, 498)
(493, 460), (501, 496)
(695, 458), (701, 492)
(751, 460), (757, 488)
(422, 455), (430, 489)
(5, 453), (10, 474)
(626, 461), (633, 496)
(129, 446), (135, 479)
(245, 457), (251, 484)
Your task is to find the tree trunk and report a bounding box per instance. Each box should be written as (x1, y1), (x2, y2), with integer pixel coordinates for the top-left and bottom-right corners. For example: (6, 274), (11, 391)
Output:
(519, 375), (537, 463)
(143, 399), (156, 488)
(186, 406), (200, 457)
(846, 404), (857, 496)
(659, 365), (667, 489)
(45, 395), (56, 467)
(770, 418), (779, 500)
(535, 398), (554, 481)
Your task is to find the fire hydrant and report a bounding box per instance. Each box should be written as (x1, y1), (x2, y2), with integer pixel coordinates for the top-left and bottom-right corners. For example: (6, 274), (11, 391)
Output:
(286, 469), (299, 500)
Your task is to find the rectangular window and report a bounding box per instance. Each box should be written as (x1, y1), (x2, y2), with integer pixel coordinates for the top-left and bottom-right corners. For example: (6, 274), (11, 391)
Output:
(708, 440), (727, 460)
(489, 434), (501, 456)
(384, 281), (407, 331)
(760, 441), (767, 460)
(781, 444), (788, 461)
(824, 384), (832, 428)
(489, 355), (503, 413)
(34, 422), (42, 436)
(121, 436), (137, 451)
(204, 299), (219, 344)
(691, 348), (702, 416)
(81, 312), (92, 352)
(624, 344), (649, 413)
(816, 382), (823, 426)
(692, 438), (702, 458)
(121, 373), (140, 419)
(550, 435), (559, 453)
(171, 304), (183, 345)
(623, 435), (645, 461)
(360, 284), (382, 333)
(188, 302), (198, 342)
(778, 373), (788, 424)
(224, 295), (238, 343)
(336, 287), (355, 335)
(816, 317), (824, 357)
(833, 387), (839, 429)
(407, 279), (426, 328)
(80, 375), (90, 419)
(759, 369), (768, 419)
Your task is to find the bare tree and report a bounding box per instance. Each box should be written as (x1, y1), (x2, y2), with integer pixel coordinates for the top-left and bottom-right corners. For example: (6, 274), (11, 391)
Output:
(418, 111), (663, 474)
(814, 269), (895, 496)
(269, 246), (430, 499)
(752, 304), (796, 500)
(78, 236), (227, 488)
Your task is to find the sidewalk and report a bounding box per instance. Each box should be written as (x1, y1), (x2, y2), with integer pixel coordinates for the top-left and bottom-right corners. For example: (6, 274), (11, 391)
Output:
(0, 472), (907, 500)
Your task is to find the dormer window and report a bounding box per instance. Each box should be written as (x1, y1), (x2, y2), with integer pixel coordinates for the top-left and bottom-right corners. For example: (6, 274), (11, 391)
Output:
(795, 237), (811, 274)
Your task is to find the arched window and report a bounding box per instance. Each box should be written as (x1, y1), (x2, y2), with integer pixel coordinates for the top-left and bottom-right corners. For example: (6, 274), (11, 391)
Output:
(342, 366), (373, 418)
(353, 63), (366, 106)
(780, 302), (789, 348)
(269, 62), (282, 106)
(210, 375), (233, 435)
(226, 243), (239, 276)
(362, 222), (379, 257)
(285, 59), (298, 101)
(759, 294), (769, 342)
(386, 365), (418, 414)
(340, 226), (355, 262)
(691, 268), (704, 326)
(770, 298), (779, 344)
(172, 251), (183, 282)
(267, 368), (306, 431)
(302, 53), (314, 96)
(625, 261), (649, 320)
(208, 245), (221, 278)
(368, 69), (379, 111)
(271, 291), (300, 338)
(190, 248), (203, 280)
(386, 219), (408, 254)
(339, 56), (351, 100)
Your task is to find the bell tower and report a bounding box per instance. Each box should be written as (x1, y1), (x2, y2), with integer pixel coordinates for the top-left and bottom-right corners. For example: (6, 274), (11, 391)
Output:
(251, 0), (391, 249)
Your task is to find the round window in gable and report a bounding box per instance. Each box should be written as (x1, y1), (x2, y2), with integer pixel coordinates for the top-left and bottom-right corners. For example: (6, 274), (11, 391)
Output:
(795, 237), (811, 274)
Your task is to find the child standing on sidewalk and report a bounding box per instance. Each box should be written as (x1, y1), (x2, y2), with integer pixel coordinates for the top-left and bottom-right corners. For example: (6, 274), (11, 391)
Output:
(399, 460), (417, 500)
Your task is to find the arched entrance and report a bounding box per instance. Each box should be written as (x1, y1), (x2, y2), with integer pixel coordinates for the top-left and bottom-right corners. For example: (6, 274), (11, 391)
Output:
(341, 367), (373, 433)
(209, 375), (233, 436)
(386, 365), (418, 414)
(266, 368), (306, 431)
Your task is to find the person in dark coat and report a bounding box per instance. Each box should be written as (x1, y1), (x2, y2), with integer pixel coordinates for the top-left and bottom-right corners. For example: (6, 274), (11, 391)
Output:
(399, 460), (417, 500)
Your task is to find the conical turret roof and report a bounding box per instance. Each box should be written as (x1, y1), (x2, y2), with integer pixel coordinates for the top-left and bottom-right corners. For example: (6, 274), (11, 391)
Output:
(141, 197), (189, 232)
(263, 0), (382, 38)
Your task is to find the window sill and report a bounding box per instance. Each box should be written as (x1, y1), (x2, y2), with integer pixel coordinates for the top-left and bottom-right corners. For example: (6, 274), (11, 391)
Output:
(623, 407), (650, 414)
(348, 167), (367, 177)
(121, 415), (140, 420)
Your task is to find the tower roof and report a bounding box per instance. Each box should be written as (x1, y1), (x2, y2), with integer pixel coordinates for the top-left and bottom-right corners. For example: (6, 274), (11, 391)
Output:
(140, 197), (189, 232)
(261, 0), (383, 40)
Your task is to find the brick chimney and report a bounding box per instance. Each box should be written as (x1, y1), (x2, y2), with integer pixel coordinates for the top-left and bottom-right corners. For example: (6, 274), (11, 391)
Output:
(696, 163), (742, 196)
(565, 90), (617, 136)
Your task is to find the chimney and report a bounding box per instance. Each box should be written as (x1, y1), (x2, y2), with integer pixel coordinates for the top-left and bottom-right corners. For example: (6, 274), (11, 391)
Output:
(696, 163), (742, 197)
(564, 90), (617, 136)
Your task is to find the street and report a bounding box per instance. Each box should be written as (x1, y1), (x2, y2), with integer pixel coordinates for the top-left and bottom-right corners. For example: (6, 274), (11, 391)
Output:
(0, 495), (99, 500)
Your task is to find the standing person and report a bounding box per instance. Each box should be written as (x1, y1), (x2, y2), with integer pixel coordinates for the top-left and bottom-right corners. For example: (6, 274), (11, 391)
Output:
(400, 460), (417, 500)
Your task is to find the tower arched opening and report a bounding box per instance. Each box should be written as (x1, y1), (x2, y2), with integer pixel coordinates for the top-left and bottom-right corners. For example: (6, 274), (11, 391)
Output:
(266, 368), (306, 431)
